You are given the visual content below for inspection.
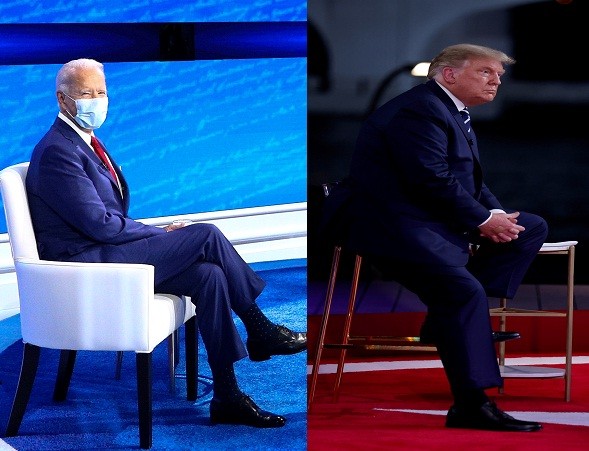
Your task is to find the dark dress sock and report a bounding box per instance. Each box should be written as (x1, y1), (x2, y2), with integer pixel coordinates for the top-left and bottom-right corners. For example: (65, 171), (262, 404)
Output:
(239, 302), (278, 340)
(212, 364), (242, 402)
(453, 388), (490, 411)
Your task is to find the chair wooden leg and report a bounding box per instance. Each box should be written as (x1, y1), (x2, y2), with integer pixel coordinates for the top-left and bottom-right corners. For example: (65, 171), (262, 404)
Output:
(185, 316), (198, 402)
(115, 351), (124, 380)
(5, 343), (41, 437)
(308, 245), (341, 410)
(333, 254), (362, 401)
(53, 350), (77, 401)
(136, 352), (153, 450)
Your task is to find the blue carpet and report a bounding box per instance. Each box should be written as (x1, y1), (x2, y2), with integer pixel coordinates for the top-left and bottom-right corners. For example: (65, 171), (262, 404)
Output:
(0, 263), (307, 450)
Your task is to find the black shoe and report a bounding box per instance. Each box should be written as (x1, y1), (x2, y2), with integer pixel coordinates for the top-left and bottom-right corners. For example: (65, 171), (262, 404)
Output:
(210, 394), (286, 428)
(492, 331), (520, 342)
(247, 325), (307, 361)
(446, 401), (542, 432)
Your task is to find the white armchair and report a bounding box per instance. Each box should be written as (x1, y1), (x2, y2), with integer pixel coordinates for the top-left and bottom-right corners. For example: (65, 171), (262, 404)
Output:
(0, 162), (198, 449)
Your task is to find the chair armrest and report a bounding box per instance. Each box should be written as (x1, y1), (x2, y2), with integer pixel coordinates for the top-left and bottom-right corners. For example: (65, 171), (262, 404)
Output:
(14, 257), (156, 350)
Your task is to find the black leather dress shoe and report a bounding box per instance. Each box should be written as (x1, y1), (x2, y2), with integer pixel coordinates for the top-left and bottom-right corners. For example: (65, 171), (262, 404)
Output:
(492, 331), (520, 342)
(247, 325), (307, 361)
(210, 394), (286, 428)
(446, 401), (542, 432)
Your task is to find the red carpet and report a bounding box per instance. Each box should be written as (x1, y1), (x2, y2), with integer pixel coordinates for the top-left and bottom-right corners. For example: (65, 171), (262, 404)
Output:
(308, 356), (589, 450)
(308, 311), (589, 360)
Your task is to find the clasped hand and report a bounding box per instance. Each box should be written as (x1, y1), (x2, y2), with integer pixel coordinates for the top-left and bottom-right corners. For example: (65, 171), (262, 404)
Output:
(164, 220), (192, 232)
(478, 211), (524, 243)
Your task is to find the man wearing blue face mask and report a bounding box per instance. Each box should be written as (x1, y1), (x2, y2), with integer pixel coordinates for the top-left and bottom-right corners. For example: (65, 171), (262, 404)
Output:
(61, 91), (109, 129)
(26, 58), (306, 428)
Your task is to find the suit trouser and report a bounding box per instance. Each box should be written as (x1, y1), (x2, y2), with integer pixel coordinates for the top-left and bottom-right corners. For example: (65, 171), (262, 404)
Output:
(77, 223), (266, 369)
(372, 211), (548, 395)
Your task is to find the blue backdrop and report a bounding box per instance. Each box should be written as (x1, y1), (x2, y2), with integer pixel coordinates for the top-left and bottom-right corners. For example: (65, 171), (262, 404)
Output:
(0, 0), (306, 23)
(0, 0), (306, 233)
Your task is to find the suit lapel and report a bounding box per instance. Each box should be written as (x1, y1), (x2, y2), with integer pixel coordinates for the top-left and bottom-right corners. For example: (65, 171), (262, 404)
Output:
(426, 81), (484, 198)
(426, 81), (481, 160)
(53, 118), (129, 211)
(98, 138), (129, 211)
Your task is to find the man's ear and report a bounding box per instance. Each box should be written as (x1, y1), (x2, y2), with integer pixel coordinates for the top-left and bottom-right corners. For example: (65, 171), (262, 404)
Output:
(441, 66), (456, 84)
(56, 91), (66, 107)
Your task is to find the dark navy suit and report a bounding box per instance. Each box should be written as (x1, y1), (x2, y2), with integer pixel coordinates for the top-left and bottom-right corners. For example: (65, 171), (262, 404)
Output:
(347, 80), (547, 393)
(26, 117), (265, 368)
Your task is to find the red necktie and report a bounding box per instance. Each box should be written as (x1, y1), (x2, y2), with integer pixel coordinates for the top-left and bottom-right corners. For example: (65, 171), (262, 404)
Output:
(90, 135), (118, 184)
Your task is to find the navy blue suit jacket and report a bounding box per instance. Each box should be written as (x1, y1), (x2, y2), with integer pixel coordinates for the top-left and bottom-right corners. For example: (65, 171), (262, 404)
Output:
(26, 117), (166, 262)
(347, 80), (503, 266)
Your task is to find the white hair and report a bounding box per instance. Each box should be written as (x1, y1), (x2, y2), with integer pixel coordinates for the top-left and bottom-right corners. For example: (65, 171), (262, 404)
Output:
(56, 58), (104, 93)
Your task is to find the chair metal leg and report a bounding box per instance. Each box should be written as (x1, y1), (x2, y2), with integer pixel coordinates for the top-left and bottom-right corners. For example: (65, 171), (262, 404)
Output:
(497, 298), (507, 394)
(53, 349), (77, 401)
(333, 254), (362, 400)
(118, 328), (186, 395)
(136, 352), (153, 450)
(174, 329), (180, 368)
(308, 245), (341, 410)
(495, 244), (576, 401)
(309, 244), (438, 407)
(565, 245), (575, 402)
(119, 329), (184, 394)
(167, 334), (176, 393)
(115, 351), (124, 380)
(534, 284), (543, 310)
(5, 343), (41, 437)
(185, 316), (198, 402)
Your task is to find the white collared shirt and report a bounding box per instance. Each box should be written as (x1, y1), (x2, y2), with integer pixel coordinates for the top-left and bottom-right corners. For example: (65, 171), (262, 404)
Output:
(434, 80), (466, 112)
(58, 111), (92, 147)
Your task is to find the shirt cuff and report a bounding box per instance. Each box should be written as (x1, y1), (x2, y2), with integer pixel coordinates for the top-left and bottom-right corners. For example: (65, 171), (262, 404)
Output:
(478, 209), (506, 227)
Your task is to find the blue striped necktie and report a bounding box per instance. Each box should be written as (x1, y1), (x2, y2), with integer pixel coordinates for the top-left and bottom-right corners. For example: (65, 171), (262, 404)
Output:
(460, 108), (471, 134)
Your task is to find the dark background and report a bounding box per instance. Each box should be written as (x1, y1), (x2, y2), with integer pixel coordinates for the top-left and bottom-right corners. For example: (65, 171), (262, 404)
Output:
(308, 0), (589, 284)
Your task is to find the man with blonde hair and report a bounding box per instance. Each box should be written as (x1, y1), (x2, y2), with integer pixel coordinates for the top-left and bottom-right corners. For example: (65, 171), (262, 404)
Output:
(345, 44), (546, 431)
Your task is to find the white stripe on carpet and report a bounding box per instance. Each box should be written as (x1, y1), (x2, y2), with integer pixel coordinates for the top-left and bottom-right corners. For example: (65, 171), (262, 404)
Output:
(373, 408), (589, 427)
(307, 356), (589, 374)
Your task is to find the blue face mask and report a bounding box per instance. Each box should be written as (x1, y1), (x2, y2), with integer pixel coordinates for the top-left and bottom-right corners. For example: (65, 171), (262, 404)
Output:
(64, 93), (108, 130)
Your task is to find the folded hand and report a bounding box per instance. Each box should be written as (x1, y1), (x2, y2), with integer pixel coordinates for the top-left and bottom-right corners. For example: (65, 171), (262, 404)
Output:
(479, 211), (525, 243)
